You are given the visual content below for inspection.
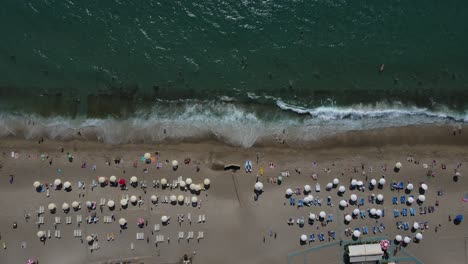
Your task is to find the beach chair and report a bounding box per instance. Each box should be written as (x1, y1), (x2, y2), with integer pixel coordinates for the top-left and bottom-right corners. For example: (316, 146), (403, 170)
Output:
(397, 182), (404, 190)
(392, 197), (398, 205)
(185, 197), (190, 205)
(327, 214), (333, 222)
(403, 222), (409, 230)
(202, 214), (206, 222)
(37, 216), (44, 225)
(327, 196), (332, 206)
(66, 216), (72, 224)
(198, 215), (202, 223)
(362, 226), (368, 234)
(298, 200), (304, 207)
(309, 234), (315, 242)
(401, 196), (406, 204)
(188, 231), (194, 240)
(47, 230), (51, 238)
(373, 226), (377, 234)
(130, 242), (134, 250)
(154, 224), (160, 231)
(393, 209), (399, 217)
(317, 198), (323, 206)
(315, 183), (321, 192)
(402, 208), (408, 216)
(318, 233), (325, 242)
(410, 207), (416, 216)
(359, 198), (365, 206)
(290, 197), (295, 206)
(360, 210), (366, 219)
(38, 206), (45, 214)
(330, 231), (336, 240)
(77, 215), (82, 224)
(55, 217), (61, 224)
(178, 231), (184, 240)
(197, 231), (204, 241)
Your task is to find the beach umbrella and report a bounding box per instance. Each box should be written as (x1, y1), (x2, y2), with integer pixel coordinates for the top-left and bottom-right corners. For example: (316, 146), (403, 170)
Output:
(421, 183), (428, 191)
(339, 200), (348, 207)
(191, 196), (198, 203)
(408, 197), (414, 204)
(86, 201), (92, 208)
(172, 160), (178, 167)
(407, 183), (414, 190)
(130, 176), (137, 183)
(119, 199), (127, 207)
(144, 153), (151, 159)
(119, 178), (126, 186)
(413, 222), (420, 230)
(33, 181), (41, 188)
(255, 182), (263, 191)
(304, 185), (311, 193)
(370, 208), (377, 215)
(189, 183), (195, 190)
(418, 195), (426, 202)
(357, 181), (363, 186)
(319, 211), (326, 218)
(37, 231), (45, 238)
(370, 179), (377, 186)
(345, 215), (352, 222)
(350, 194), (357, 202)
(179, 181), (186, 188)
(395, 235), (402, 242)
(455, 172), (461, 177)
(107, 200), (115, 208)
(194, 184), (201, 192)
(333, 178), (339, 185)
(455, 214), (464, 222)
(353, 208), (360, 215)
(161, 215), (168, 223)
(286, 188), (293, 196)
(300, 234), (307, 242)
(376, 209), (383, 216)
(109, 176), (117, 183)
(377, 194), (384, 201)
(186, 178), (192, 185)
(86, 236), (93, 242)
(380, 240), (390, 251)
(177, 195), (184, 202)
(278, 176), (283, 183)
(404, 236), (411, 244)
(351, 179), (357, 186)
(309, 213), (316, 220)
(63, 181), (71, 189)
(395, 162), (402, 169)
(161, 178), (167, 186)
(304, 195), (313, 203)
(48, 203), (56, 211)
(151, 195), (157, 202)
(353, 230), (361, 237)
(303, 196), (310, 203)
(62, 203), (69, 210)
(299, 218), (305, 226)
(130, 195), (137, 203)
(72, 201), (79, 209)
(415, 233), (423, 240)
(27, 259), (35, 264)
(326, 183), (333, 189)
(98, 177), (106, 184)
(170, 195), (177, 202)
(119, 218), (126, 226)
(137, 218), (144, 226)
(54, 179), (62, 186)
(379, 178), (386, 185)
(204, 179), (211, 186)
(338, 186), (346, 193)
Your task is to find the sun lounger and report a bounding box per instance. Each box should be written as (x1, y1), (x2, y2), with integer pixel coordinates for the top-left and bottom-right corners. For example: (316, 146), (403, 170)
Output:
(397, 182), (404, 189)
(38, 206), (45, 214)
(394, 209), (399, 217)
(330, 231), (335, 240)
(327, 214), (333, 222)
(136, 233), (144, 240)
(309, 234), (315, 242)
(403, 222), (409, 230)
(392, 197), (398, 205)
(47, 230), (51, 238)
(396, 221), (403, 229)
(410, 207), (416, 216)
(362, 226), (368, 234)
(178, 231), (184, 239)
(197, 231), (204, 241)
(373, 226), (377, 234)
(66, 216), (72, 224)
(100, 198), (106, 206)
(37, 216), (44, 225)
(402, 208), (408, 216)
(360, 210), (366, 219)
(55, 217), (61, 224)
(74, 230), (82, 237)
(359, 198), (365, 206)
(290, 197), (295, 206)
(202, 214), (206, 222)
(77, 215), (82, 224)
(419, 206), (426, 214)
(130, 242), (134, 250)
(315, 183), (321, 192)
(164, 196), (168, 203)
(317, 198), (323, 206)
(401, 196), (406, 204)
(298, 200), (304, 207)
(154, 224), (160, 231)
(188, 231), (194, 240)
(318, 233), (325, 242)
(54, 230), (61, 238)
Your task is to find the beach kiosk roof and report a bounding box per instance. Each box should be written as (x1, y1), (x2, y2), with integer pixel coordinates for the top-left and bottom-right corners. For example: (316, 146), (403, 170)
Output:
(348, 243), (383, 263)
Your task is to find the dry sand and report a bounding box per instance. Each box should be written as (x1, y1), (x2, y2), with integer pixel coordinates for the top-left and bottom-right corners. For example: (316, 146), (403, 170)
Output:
(0, 125), (467, 264)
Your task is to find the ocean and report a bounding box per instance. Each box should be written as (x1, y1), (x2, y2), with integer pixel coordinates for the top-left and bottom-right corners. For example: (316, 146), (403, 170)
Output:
(0, 0), (467, 147)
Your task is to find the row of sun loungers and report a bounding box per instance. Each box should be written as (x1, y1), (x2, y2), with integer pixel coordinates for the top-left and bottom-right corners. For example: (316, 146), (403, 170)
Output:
(103, 216), (113, 223)
(394, 208), (417, 217)
(136, 233), (145, 240)
(73, 229), (82, 237)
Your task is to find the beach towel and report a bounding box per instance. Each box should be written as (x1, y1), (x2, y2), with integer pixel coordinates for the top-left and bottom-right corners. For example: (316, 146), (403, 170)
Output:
(463, 194), (468, 202)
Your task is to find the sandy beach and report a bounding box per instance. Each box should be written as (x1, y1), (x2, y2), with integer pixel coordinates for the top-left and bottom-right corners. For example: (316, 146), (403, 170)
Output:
(0, 125), (467, 264)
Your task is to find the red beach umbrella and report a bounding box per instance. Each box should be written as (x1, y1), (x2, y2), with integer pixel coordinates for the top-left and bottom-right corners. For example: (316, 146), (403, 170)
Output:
(137, 218), (144, 226)
(119, 178), (126, 186)
(380, 240), (390, 251)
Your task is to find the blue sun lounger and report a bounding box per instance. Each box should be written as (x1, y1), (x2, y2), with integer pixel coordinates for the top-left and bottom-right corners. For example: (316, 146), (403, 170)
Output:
(410, 207), (416, 216)
(359, 197), (365, 206)
(318, 233), (325, 241)
(309, 234), (315, 242)
(394, 209), (400, 217)
(401, 196), (406, 204)
(402, 208), (408, 216)
(360, 210), (366, 219)
(290, 197), (295, 206)
(362, 226), (368, 234)
(327, 214), (333, 222)
(330, 231), (336, 240)
(298, 200), (304, 207)
(381, 209), (385, 217)
(392, 197), (398, 205)
(373, 226), (377, 234)
(403, 222), (409, 230)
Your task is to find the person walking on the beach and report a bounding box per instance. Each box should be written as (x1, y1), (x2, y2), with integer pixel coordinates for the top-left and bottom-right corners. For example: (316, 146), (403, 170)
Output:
(274, 232), (277, 239)
(9, 175), (14, 184)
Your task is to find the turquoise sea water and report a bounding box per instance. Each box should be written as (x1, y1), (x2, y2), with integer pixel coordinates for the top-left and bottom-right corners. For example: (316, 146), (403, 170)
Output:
(0, 0), (467, 146)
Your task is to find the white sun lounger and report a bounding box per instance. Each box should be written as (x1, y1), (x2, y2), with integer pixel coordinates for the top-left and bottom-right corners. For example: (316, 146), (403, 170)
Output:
(202, 214), (206, 223)
(188, 213), (191, 223)
(177, 176), (183, 183)
(136, 233), (144, 240)
(197, 231), (204, 240)
(55, 230), (61, 238)
(130, 242), (134, 250)
(198, 215), (202, 223)
(55, 217), (61, 224)
(154, 224), (160, 231)
(187, 231), (194, 240)
(185, 197), (190, 206)
(38, 206), (45, 214)
(172, 180), (178, 187)
(100, 198), (106, 206)
(77, 215), (82, 224)
(47, 230), (51, 238)
(178, 231), (184, 239)
(164, 196), (168, 203)
(37, 216), (44, 225)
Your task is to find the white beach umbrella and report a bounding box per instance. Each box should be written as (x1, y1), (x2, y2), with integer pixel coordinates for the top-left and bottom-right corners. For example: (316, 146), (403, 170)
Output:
(186, 178), (192, 185)
(353, 208), (360, 215)
(191, 196), (198, 203)
(179, 181), (186, 188)
(404, 236), (411, 244)
(120, 199), (128, 206)
(62, 203), (69, 210)
(377, 194), (384, 201)
(300, 234), (307, 242)
(345, 215), (352, 222)
(407, 183), (414, 190)
(63, 181), (71, 189)
(170, 195), (177, 202)
(204, 179), (211, 186)
(48, 203), (56, 211)
(421, 183), (428, 191)
(351, 179), (357, 186)
(144, 153), (151, 159)
(286, 188), (293, 196)
(151, 195), (157, 202)
(395, 235), (402, 242)
(309, 213), (316, 220)
(190, 183), (195, 190)
(357, 181), (363, 186)
(86, 201), (92, 208)
(413, 222), (420, 229)
(177, 195), (184, 202)
(350, 194), (357, 202)
(54, 179), (62, 186)
(418, 195), (426, 202)
(376, 209), (383, 216)
(172, 160), (178, 167)
(86, 236), (93, 242)
(304, 185), (311, 192)
(161, 178), (168, 186)
(319, 211), (326, 218)
(98, 177), (106, 184)
(333, 178), (339, 185)
(326, 183), (333, 189)
(37, 231), (45, 238)
(338, 186), (346, 193)
(107, 200), (115, 208)
(339, 200), (348, 207)
(353, 230), (361, 237)
(408, 197), (414, 204)
(130, 195), (137, 203)
(194, 184), (201, 192)
(370, 179), (377, 186)
(307, 194), (313, 201)
(72, 201), (79, 209)
(255, 182), (263, 191)
(395, 162), (402, 169)
(455, 172), (461, 177)
(119, 218), (126, 226)
(379, 178), (386, 185)
(161, 215), (168, 223)
(370, 208), (377, 215)
(303, 196), (310, 203)
(33, 181), (41, 188)
(130, 176), (137, 183)
(415, 233), (423, 240)
(109, 175), (117, 183)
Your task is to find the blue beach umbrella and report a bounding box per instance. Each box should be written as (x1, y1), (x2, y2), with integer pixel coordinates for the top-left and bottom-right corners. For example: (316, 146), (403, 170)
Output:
(455, 215), (463, 222)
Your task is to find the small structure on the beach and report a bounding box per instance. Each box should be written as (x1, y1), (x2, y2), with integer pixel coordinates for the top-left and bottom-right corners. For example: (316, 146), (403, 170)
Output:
(348, 243), (383, 263)
(224, 164), (241, 171)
